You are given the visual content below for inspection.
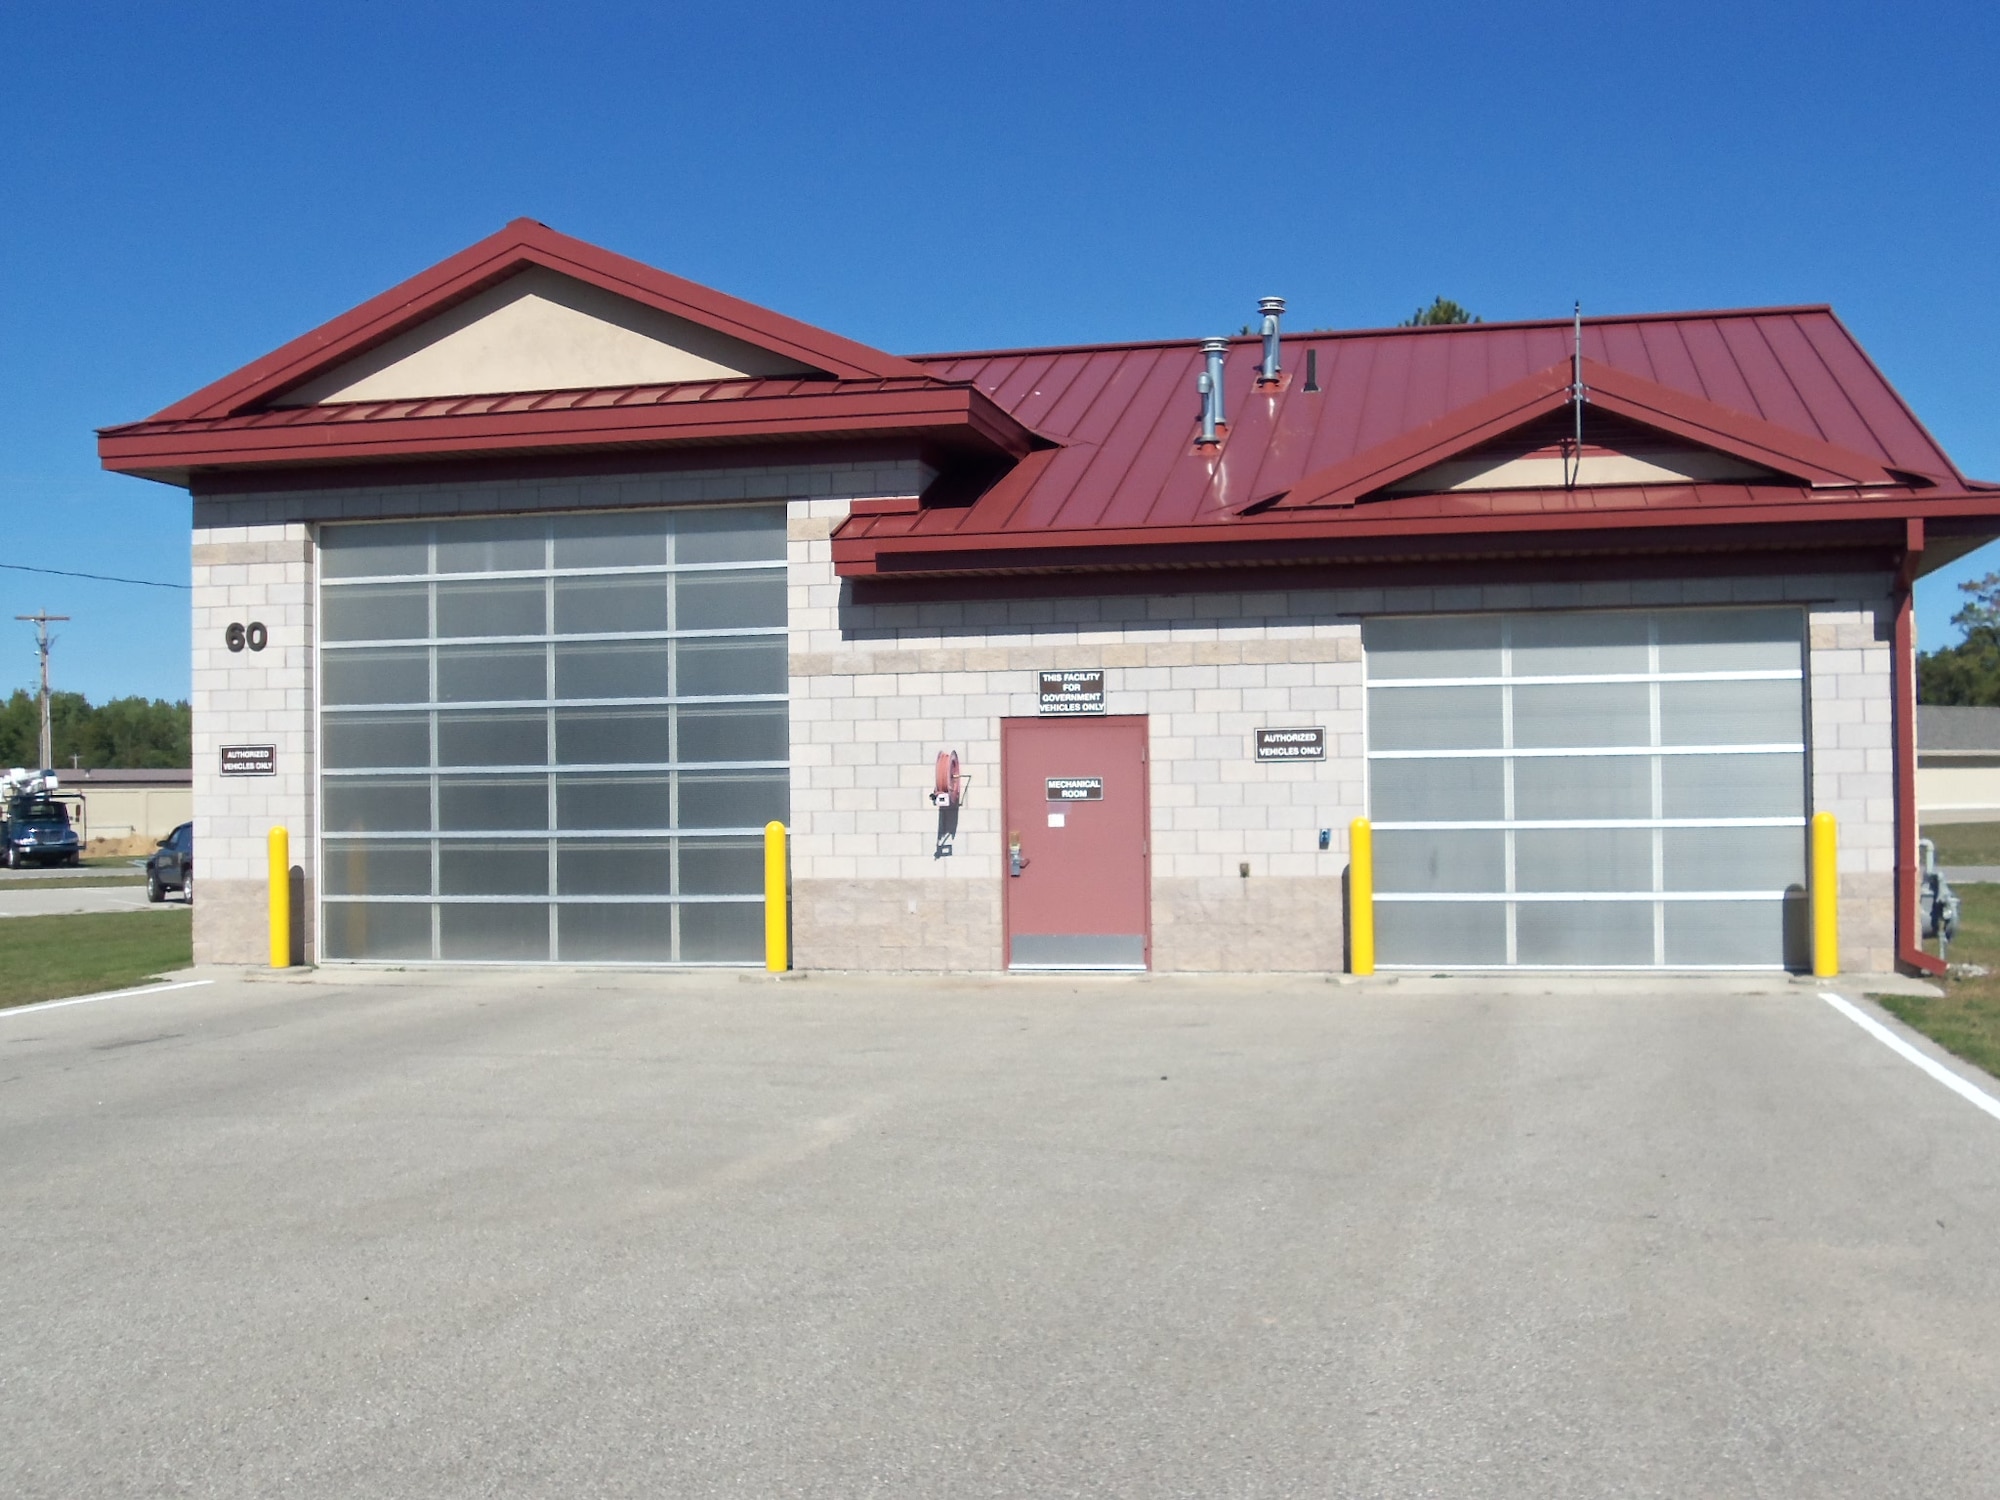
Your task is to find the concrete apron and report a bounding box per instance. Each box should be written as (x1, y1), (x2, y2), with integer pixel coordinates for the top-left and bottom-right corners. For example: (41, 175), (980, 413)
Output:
(210, 963), (1945, 1002)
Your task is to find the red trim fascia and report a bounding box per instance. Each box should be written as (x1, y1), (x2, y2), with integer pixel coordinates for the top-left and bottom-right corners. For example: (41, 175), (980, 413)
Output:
(185, 439), (934, 498)
(1893, 522), (1948, 976)
(1262, 358), (1906, 510)
(152, 219), (928, 421)
(1582, 361), (1909, 487)
(848, 541), (1901, 605)
(102, 385), (1033, 482)
(832, 490), (2000, 577)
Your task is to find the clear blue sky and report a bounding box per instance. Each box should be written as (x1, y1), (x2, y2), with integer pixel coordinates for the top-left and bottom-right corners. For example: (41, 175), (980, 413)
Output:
(3, 1), (1996, 704)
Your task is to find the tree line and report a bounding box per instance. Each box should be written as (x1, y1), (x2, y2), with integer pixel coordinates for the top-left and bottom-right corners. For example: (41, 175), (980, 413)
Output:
(1920, 573), (2000, 705)
(0, 689), (191, 770)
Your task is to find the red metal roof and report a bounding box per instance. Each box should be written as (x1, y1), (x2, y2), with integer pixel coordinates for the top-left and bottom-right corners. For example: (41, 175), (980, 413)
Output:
(832, 307), (1998, 576)
(92, 220), (1997, 577)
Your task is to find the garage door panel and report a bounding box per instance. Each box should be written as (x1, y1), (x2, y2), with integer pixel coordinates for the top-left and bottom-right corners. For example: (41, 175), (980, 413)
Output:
(1661, 753), (1804, 817)
(1365, 616), (1503, 677)
(440, 903), (550, 961)
(1662, 826), (1805, 892)
(1515, 828), (1654, 892)
(1375, 830), (1506, 893)
(441, 711), (544, 767)
(1370, 759), (1502, 821)
(323, 842), (430, 897)
(1657, 608), (1802, 671)
(1369, 686), (1503, 750)
(1513, 682), (1652, 747)
(1664, 899), (1798, 967)
(1514, 756), (1651, 820)
(1659, 679), (1802, 745)
(1511, 611), (1650, 674)
(1377, 903), (1506, 965)
(1518, 901), (1654, 965)
(323, 901), (430, 961)
(440, 844), (546, 895)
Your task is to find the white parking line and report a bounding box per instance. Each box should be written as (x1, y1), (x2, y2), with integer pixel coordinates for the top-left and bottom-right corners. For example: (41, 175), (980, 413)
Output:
(1821, 990), (2000, 1125)
(0, 979), (213, 1019)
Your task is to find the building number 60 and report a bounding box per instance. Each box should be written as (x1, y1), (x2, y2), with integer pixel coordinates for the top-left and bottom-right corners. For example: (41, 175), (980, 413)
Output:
(225, 621), (268, 653)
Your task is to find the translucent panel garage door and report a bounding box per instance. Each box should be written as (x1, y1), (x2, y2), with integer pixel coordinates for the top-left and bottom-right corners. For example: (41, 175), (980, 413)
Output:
(318, 507), (786, 964)
(1365, 609), (1807, 969)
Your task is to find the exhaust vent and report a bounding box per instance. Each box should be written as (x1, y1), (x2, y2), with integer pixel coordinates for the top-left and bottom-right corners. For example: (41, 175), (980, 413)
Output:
(1257, 296), (1285, 385)
(1197, 337), (1229, 446)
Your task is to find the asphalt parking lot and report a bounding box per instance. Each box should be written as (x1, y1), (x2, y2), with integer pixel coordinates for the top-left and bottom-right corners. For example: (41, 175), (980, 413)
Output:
(0, 883), (172, 917)
(4, 968), (1999, 1498)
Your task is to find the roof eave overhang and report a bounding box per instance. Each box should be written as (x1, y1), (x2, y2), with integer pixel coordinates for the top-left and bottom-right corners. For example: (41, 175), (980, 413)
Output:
(99, 384), (1039, 488)
(834, 489), (2000, 581)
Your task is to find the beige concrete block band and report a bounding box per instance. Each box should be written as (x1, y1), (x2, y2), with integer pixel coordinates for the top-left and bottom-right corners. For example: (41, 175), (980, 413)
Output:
(790, 635), (1362, 679)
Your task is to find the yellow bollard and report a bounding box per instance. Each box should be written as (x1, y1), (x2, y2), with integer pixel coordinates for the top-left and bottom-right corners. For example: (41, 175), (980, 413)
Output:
(1349, 817), (1375, 976)
(764, 821), (788, 971)
(267, 825), (290, 969)
(1811, 811), (1838, 977)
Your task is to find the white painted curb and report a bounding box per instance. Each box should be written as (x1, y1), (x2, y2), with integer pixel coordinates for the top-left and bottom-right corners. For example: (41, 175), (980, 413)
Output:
(1820, 990), (2000, 1125)
(0, 978), (213, 1019)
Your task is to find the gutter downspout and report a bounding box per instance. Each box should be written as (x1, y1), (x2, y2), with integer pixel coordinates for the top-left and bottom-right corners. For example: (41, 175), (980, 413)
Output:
(1893, 518), (1947, 976)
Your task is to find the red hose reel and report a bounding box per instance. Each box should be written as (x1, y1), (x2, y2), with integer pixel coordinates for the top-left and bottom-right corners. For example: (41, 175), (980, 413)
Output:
(932, 749), (962, 809)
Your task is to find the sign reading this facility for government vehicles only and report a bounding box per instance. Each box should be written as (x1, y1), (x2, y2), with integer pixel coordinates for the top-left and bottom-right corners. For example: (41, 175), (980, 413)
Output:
(1253, 727), (1327, 762)
(220, 744), (276, 776)
(1037, 670), (1105, 715)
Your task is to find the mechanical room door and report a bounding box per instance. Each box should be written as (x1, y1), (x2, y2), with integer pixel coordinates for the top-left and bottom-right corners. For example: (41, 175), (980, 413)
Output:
(1002, 715), (1151, 970)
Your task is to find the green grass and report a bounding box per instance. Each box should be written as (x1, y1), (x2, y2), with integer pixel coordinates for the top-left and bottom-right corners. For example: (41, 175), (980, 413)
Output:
(1919, 821), (2000, 866)
(0, 909), (192, 1010)
(1873, 882), (2000, 1081)
(0, 874), (148, 889)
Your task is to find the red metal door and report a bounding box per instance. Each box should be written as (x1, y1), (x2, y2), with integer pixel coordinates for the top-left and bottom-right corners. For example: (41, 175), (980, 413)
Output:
(1001, 715), (1150, 969)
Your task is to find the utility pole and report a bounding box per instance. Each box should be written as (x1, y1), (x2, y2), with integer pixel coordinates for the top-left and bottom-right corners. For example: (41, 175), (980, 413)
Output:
(14, 611), (68, 771)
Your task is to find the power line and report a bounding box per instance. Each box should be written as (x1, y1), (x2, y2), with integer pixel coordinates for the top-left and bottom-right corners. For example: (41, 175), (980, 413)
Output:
(0, 561), (190, 591)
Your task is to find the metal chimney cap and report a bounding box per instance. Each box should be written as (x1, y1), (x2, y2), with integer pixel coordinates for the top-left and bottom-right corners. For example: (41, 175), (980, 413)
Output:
(1258, 296), (1286, 316)
(1201, 337), (1230, 354)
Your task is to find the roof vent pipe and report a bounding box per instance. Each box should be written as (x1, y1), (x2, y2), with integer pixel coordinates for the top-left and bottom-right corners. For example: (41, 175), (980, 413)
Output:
(1199, 337), (1229, 443)
(1257, 297), (1285, 384)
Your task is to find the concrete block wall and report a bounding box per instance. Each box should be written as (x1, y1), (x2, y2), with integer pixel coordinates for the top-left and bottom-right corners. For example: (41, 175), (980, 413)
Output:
(188, 526), (315, 964)
(787, 498), (1369, 972)
(184, 464), (1902, 974)
(188, 460), (930, 965)
(788, 503), (1904, 975)
(1808, 604), (1898, 973)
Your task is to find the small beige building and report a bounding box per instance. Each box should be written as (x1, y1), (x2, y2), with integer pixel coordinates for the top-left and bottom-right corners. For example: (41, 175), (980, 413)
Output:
(1917, 706), (2000, 825)
(67, 767), (191, 849)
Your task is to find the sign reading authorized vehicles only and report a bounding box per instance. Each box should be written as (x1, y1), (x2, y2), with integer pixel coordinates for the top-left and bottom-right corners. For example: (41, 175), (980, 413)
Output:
(1037, 670), (1105, 715)
(1046, 777), (1105, 801)
(1253, 727), (1327, 762)
(220, 745), (276, 776)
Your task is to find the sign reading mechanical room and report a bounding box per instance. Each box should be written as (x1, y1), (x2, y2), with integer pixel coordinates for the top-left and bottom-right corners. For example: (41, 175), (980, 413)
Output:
(219, 745), (277, 776)
(1253, 727), (1327, 762)
(1037, 670), (1105, 715)
(1046, 777), (1104, 801)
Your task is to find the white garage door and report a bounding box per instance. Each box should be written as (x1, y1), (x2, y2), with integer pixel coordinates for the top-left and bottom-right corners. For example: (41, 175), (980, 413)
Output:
(1364, 608), (1808, 969)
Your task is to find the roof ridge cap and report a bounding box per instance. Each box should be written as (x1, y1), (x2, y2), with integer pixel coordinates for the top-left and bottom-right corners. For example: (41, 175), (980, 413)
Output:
(905, 306), (1840, 363)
